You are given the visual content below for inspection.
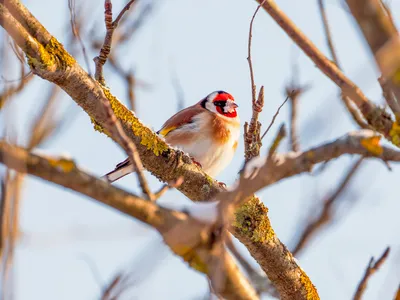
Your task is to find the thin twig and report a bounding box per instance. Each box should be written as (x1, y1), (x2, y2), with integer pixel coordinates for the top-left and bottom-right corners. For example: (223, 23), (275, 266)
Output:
(248, 1), (266, 104)
(94, 0), (137, 85)
(170, 64), (185, 112)
(99, 86), (154, 200)
(353, 247), (390, 300)
(287, 88), (301, 152)
(108, 55), (137, 110)
(153, 177), (184, 201)
(68, 0), (92, 75)
(317, 0), (340, 68)
(261, 96), (289, 140)
(113, 0), (135, 25)
(285, 60), (309, 152)
(0, 45), (33, 109)
(292, 157), (364, 256)
(267, 124), (286, 158)
(244, 1), (267, 162)
(92, 0), (152, 199)
(317, 0), (371, 129)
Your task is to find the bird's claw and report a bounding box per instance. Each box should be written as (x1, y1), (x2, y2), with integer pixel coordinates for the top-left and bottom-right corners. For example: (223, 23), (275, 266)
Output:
(217, 181), (227, 188)
(190, 156), (202, 168)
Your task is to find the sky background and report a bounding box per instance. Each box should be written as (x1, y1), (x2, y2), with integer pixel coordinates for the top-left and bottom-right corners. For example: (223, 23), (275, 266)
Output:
(1, 0), (400, 299)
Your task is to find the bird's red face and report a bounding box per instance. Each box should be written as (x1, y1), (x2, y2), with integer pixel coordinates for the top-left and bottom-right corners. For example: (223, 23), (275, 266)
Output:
(203, 91), (238, 118)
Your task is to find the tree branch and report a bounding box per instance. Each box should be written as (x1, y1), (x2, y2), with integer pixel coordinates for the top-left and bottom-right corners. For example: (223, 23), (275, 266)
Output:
(0, 140), (258, 300)
(346, 0), (400, 116)
(245, 1), (266, 162)
(255, 0), (399, 146)
(291, 157), (364, 256)
(353, 247), (390, 300)
(317, 0), (371, 129)
(94, 0), (136, 85)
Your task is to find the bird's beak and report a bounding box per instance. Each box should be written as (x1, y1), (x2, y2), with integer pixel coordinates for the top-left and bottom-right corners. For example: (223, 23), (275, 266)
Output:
(227, 100), (238, 109)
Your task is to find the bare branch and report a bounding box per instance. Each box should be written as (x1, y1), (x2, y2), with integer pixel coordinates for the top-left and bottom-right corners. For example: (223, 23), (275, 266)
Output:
(247, 1), (265, 104)
(285, 62), (309, 152)
(255, 0), (399, 146)
(68, 0), (92, 75)
(98, 84), (154, 200)
(346, 0), (400, 116)
(317, 0), (371, 129)
(108, 55), (137, 110)
(292, 158), (364, 256)
(94, 0), (137, 85)
(0, 141), (258, 300)
(353, 247), (390, 300)
(260, 96), (288, 140)
(0, 45), (33, 109)
(244, 1), (267, 162)
(153, 176), (184, 201)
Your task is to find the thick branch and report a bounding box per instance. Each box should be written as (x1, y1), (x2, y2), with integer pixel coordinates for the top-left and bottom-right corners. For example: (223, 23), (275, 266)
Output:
(0, 141), (258, 300)
(346, 0), (400, 115)
(237, 130), (400, 198)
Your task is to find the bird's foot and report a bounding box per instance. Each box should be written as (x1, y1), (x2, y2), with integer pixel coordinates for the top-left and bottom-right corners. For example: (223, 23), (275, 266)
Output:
(190, 156), (202, 168)
(217, 181), (227, 188)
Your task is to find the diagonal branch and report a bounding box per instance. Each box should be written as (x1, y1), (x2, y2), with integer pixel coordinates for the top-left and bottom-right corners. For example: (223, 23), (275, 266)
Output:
(0, 140), (258, 300)
(353, 247), (390, 300)
(291, 157), (364, 256)
(346, 0), (400, 116)
(255, 0), (398, 146)
(317, 0), (371, 129)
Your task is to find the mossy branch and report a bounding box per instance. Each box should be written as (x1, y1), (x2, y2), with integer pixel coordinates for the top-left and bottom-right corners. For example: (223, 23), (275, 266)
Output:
(0, 141), (258, 300)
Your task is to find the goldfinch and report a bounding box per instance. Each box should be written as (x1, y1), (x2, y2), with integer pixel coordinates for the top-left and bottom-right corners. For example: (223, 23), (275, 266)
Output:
(104, 90), (240, 182)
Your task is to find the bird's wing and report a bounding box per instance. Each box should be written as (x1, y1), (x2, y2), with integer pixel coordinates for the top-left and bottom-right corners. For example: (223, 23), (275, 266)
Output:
(103, 104), (205, 183)
(157, 105), (204, 137)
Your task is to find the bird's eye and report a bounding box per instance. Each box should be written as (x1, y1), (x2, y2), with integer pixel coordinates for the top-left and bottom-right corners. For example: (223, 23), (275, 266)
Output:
(214, 101), (225, 107)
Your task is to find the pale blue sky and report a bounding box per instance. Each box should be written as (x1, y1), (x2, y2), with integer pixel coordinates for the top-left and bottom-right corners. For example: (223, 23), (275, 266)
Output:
(1, 0), (400, 299)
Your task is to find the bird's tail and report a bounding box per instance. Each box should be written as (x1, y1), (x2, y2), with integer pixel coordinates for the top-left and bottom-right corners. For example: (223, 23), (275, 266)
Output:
(102, 158), (135, 183)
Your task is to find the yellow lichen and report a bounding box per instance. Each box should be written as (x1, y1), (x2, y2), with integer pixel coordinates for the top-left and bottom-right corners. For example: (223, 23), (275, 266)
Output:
(45, 37), (76, 68)
(389, 119), (400, 146)
(360, 135), (383, 155)
(27, 37), (75, 70)
(172, 245), (208, 274)
(93, 87), (170, 156)
(233, 196), (275, 243)
(393, 69), (400, 85)
(300, 270), (320, 300)
(48, 158), (76, 173)
(306, 151), (314, 159)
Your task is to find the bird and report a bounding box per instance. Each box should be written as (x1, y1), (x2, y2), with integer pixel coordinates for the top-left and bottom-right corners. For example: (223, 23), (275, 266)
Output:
(103, 90), (240, 183)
